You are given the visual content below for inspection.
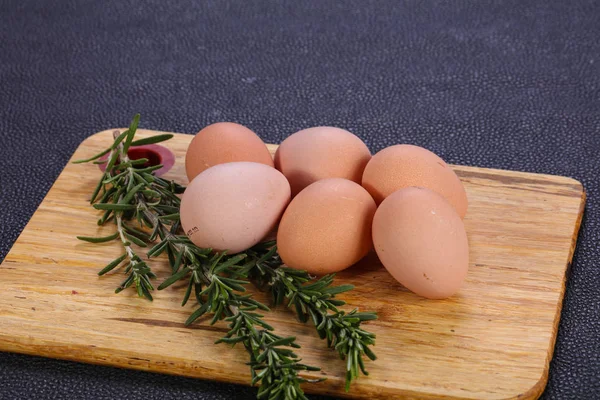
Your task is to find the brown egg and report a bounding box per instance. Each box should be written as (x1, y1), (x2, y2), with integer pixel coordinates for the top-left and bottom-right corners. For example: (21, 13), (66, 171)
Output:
(185, 122), (274, 181)
(372, 187), (469, 299)
(274, 127), (371, 197)
(180, 162), (290, 254)
(362, 144), (468, 218)
(277, 178), (376, 275)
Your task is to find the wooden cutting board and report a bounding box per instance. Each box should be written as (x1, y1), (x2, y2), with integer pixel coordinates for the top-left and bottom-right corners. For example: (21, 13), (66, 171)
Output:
(0, 129), (585, 400)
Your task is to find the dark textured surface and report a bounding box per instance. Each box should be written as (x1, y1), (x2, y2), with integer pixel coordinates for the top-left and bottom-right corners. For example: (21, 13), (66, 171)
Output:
(0, 0), (599, 399)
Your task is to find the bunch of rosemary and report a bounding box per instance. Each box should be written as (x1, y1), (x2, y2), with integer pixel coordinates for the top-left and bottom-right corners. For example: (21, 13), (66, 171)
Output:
(75, 115), (377, 398)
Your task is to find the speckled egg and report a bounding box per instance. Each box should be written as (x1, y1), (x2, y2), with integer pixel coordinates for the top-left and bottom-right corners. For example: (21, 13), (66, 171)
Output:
(277, 178), (377, 275)
(362, 144), (468, 218)
(180, 162), (290, 254)
(185, 122), (274, 181)
(372, 187), (469, 299)
(274, 127), (371, 197)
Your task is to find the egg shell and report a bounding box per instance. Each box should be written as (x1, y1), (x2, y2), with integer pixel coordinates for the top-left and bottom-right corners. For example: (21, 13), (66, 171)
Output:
(185, 122), (274, 181)
(274, 126), (371, 197)
(277, 178), (376, 275)
(362, 144), (468, 218)
(372, 187), (469, 299)
(180, 162), (290, 254)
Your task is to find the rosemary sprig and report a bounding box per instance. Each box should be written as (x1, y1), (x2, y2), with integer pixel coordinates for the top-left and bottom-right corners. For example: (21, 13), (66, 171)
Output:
(243, 243), (378, 392)
(156, 234), (323, 399)
(77, 114), (377, 397)
(75, 114), (182, 299)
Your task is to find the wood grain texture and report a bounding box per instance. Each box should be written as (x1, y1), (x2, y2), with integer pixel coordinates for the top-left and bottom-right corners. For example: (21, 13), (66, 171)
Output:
(0, 129), (586, 400)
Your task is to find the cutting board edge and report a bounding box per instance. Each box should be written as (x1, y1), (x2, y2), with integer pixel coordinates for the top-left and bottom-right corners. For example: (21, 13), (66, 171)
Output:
(532, 187), (587, 400)
(0, 333), (469, 400)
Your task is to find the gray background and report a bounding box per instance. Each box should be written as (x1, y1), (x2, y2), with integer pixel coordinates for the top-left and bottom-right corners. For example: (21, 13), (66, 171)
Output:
(1, 1), (599, 399)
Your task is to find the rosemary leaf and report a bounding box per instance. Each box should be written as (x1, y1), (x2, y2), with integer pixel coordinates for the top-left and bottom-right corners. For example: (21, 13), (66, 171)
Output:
(323, 284), (355, 296)
(147, 240), (168, 258)
(98, 254), (127, 276)
(124, 232), (147, 247)
(181, 279), (195, 306)
(93, 203), (136, 211)
(123, 224), (151, 241)
(120, 182), (145, 205)
(185, 301), (210, 326)
(134, 164), (164, 174)
(122, 113), (140, 153)
(130, 134), (174, 146)
(104, 148), (120, 173)
(158, 213), (181, 221)
(158, 267), (190, 290)
(72, 130), (129, 164)
(73, 148), (112, 165)
(77, 232), (119, 243)
(89, 173), (106, 203)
